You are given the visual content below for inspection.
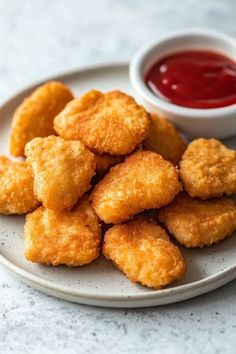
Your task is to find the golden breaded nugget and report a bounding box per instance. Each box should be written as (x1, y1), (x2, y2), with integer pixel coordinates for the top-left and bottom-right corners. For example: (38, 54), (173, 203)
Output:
(10, 81), (73, 157)
(54, 90), (151, 155)
(94, 153), (124, 173)
(103, 217), (185, 289)
(158, 192), (236, 248)
(144, 114), (186, 165)
(25, 136), (95, 211)
(92, 150), (181, 223)
(0, 156), (39, 214)
(25, 196), (101, 266)
(180, 138), (236, 199)
(54, 90), (102, 140)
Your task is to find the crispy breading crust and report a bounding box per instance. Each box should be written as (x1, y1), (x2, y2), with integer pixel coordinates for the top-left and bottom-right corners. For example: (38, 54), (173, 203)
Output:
(103, 216), (186, 289)
(144, 114), (186, 165)
(25, 136), (96, 211)
(180, 138), (236, 199)
(92, 150), (181, 223)
(10, 81), (73, 157)
(24, 196), (101, 266)
(94, 153), (124, 173)
(54, 90), (151, 155)
(158, 192), (236, 248)
(54, 90), (102, 140)
(0, 156), (39, 215)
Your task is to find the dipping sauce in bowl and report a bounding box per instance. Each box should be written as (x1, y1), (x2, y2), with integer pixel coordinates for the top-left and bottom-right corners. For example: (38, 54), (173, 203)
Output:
(145, 50), (236, 109)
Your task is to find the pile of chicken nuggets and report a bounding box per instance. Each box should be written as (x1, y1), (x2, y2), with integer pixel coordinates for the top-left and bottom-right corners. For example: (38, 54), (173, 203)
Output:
(1, 80), (236, 290)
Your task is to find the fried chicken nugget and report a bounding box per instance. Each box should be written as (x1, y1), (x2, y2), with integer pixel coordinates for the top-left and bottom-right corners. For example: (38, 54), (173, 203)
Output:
(0, 156), (39, 215)
(92, 150), (181, 223)
(24, 196), (101, 266)
(144, 114), (186, 165)
(54, 90), (151, 155)
(158, 192), (236, 248)
(180, 138), (236, 199)
(25, 136), (95, 211)
(10, 81), (73, 157)
(94, 153), (124, 173)
(103, 216), (185, 289)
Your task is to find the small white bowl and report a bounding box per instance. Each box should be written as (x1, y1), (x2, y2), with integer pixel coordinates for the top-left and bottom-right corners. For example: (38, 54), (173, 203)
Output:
(130, 29), (236, 139)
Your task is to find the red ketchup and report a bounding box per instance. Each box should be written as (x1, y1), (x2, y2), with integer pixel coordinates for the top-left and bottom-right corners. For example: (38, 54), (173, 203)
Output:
(145, 50), (236, 109)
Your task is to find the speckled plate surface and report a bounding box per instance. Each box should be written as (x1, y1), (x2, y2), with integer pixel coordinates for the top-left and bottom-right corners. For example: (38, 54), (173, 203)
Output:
(0, 63), (236, 308)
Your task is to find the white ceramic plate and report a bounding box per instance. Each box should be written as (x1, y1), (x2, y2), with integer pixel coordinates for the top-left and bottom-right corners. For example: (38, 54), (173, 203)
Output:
(0, 63), (236, 308)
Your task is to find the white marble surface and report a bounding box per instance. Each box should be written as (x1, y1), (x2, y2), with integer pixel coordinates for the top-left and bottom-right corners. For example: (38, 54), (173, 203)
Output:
(0, 0), (236, 353)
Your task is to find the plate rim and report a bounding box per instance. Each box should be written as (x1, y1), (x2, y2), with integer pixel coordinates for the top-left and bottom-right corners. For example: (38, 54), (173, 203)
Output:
(1, 252), (236, 302)
(0, 61), (128, 109)
(0, 61), (236, 307)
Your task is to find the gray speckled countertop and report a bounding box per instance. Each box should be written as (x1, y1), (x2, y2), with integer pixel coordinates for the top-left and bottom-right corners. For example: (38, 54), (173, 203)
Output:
(0, 1), (236, 353)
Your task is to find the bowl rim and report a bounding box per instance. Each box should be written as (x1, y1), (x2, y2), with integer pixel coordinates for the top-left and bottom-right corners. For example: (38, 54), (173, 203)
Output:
(129, 28), (236, 118)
